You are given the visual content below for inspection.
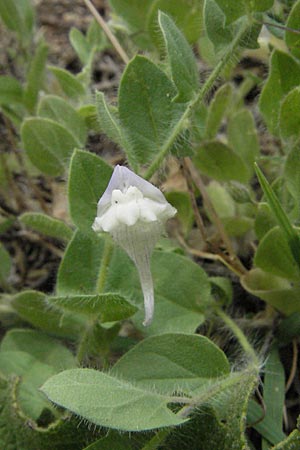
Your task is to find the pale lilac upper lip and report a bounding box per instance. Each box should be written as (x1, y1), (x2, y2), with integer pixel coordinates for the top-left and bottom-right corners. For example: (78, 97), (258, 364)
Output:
(97, 165), (167, 217)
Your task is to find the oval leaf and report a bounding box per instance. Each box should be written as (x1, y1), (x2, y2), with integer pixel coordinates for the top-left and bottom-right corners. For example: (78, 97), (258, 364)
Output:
(47, 293), (137, 322)
(194, 141), (249, 182)
(259, 50), (300, 135)
(41, 368), (186, 431)
(38, 95), (87, 145)
(21, 118), (79, 175)
(19, 212), (73, 242)
(11, 290), (83, 338)
(48, 66), (85, 99)
(112, 333), (230, 394)
(68, 149), (112, 231)
(254, 227), (300, 281)
(118, 55), (184, 166)
(158, 11), (199, 102)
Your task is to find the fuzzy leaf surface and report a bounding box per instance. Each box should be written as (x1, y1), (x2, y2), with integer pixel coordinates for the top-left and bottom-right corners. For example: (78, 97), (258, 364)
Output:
(68, 149), (112, 232)
(21, 118), (79, 176)
(112, 333), (230, 394)
(158, 11), (199, 102)
(47, 293), (137, 322)
(118, 55), (184, 166)
(41, 368), (186, 431)
(38, 95), (87, 145)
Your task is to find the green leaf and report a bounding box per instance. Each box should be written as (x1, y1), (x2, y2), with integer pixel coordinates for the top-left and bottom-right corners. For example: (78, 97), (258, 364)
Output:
(147, 0), (203, 46)
(95, 91), (124, 146)
(0, 377), (94, 450)
(206, 180), (236, 218)
(37, 95), (87, 146)
(82, 432), (133, 450)
(69, 27), (90, 65)
(259, 50), (300, 135)
(57, 231), (105, 295)
(0, 0), (35, 39)
(21, 118), (79, 175)
(112, 333), (230, 395)
(11, 290), (83, 338)
(47, 293), (137, 322)
(194, 141), (249, 182)
(78, 104), (100, 132)
(0, 329), (76, 371)
(212, 0), (245, 24)
(254, 227), (300, 281)
(255, 164), (300, 269)
(109, 0), (154, 48)
(284, 144), (300, 202)
(271, 429), (300, 450)
(277, 312), (300, 345)
(158, 11), (199, 102)
(86, 19), (106, 50)
(255, 202), (277, 240)
(118, 55), (184, 166)
(205, 83), (232, 139)
(41, 368), (186, 431)
(68, 149), (112, 231)
(262, 346), (285, 448)
(241, 268), (300, 315)
(206, 182), (253, 236)
(223, 217), (254, 237)
(164, 369), (257, 450)
(23, 42), (48, 113)
(0, 76), (23, 105)
(204, 0), (233, 54)
(48, 66), (85, 99)
(247, 400), (286, 446)
(58, 229), (211, 333)
(0, 330), (76, 423)
(210, 370), (258, 450)
(227, 108), (259, 177)
(0, 351), (55, 420)
(106, 248), (211, 335)
(213, 0), (273, 24)
(280, 87), (300, 142)
(0, 0), (22, 31)
(203, 0), (259, 56)
(165, 191), (194, 235)
(285, 0), (300, 60)
(19, 212), (73, 242)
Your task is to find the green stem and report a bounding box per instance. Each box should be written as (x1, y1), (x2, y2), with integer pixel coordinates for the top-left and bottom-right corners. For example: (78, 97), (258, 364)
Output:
(216, 307), (259, 368)
(96, 236), (114, 293)
(76, 324), (92, 365)
(142, 369), (257, 450)
(144, 20), (251, 181)
(179, 369), (257, 419)
(77, 236), (114, 364)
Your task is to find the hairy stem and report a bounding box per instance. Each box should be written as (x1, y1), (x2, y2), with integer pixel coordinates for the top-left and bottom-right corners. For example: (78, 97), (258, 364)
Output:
(77, 237), (114, 364)
(216, 307), (260, 368)
(144, 20), (251, 181)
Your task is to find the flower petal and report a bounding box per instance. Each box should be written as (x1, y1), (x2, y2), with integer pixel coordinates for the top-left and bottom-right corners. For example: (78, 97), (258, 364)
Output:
(116, 202), (140, 226)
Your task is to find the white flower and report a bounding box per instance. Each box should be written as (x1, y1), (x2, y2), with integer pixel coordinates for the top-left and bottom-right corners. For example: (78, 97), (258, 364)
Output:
(92, 165), (176, 326)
